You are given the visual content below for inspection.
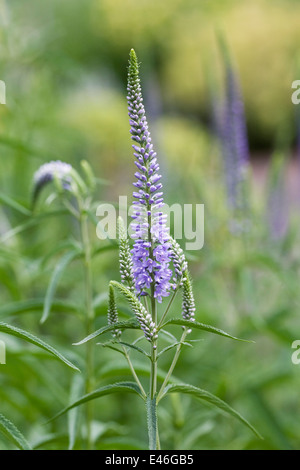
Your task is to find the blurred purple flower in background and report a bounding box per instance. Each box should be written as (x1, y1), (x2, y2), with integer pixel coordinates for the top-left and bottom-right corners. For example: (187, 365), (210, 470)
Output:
(214, 36), (251, 234)
(266, 152), (289, 241)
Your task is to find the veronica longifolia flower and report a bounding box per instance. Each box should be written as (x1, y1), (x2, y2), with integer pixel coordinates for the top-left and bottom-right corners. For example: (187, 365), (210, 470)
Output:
(108, 285), (121, 339)
(117, 216), (135, 292)
(32, 160), (72, 203)
(111, 281), (158, 344)
(127, 49), (172, 302)
(182, 273), (196, 323)
(169, 237), (188, 287)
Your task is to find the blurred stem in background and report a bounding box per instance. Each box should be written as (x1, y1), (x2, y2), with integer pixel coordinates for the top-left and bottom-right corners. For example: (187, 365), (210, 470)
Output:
(32, 160), (99, 449)
(79, 202), (95, 450)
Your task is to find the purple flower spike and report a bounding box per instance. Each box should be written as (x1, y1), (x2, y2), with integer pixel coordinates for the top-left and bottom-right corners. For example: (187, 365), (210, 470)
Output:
(214, 36), (251, 234)
(221, 64), (249, 213)
(127, 49), (172, 302)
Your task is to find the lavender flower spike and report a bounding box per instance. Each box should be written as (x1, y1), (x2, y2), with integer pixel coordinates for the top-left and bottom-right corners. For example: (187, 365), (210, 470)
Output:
(182, 272), (196, 324)
(108, 285), (121, 339)
(169, 236), (188, 287)
(127, 49), (172, 302)
(117, 216), (135, 292)
(110, 281), (158, 344)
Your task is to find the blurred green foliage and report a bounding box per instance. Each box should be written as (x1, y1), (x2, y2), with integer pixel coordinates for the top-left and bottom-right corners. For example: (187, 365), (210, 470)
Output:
(0, 0), (300, 451)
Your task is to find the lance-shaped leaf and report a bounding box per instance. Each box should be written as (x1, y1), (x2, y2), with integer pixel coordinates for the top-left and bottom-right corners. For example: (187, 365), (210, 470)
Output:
(41, 250), (80, 324)
(117, 341), (150, 359)
(0, 192), (31, 216)
(68, 374), (84, 450)
(99, 360), (177, 383)
(159, 383), (262, 439)
(0, 322), (79, 371)
(0, 413), (32, 450)
(73, 319), (140, 346)
(51, 382), (143, 421)
(160, 318), (253, 342)
(0, 209), (69, 243)
(0, 298), (79, 320)
(157, 341), (193, 359)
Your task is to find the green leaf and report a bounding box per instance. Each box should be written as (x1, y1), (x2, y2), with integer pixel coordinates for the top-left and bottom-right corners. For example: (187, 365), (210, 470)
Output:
(85, 209), (118, 247)
(118, 341), (150, 358)
(41, 250), (80, 324)
(0, 322), (79, 371)
(157, 341), (192, 358)
(33, 433), (68, 450)
(96, 437), (147, 450)
(146, 395), (157, 450)
(0, 413), (31, 450)
(80, 160), (96, 190)
(0, 135), (56, 160)
(0, 209), (69, 243)
(73, 320), (140, 345)
(0, 218), (39, 243)
(69, 168), (88, 195)
(0, 192), (31, 216)
(161, 318), (252, 342)
(248, 389), (292, 449)
(52, 382), (143, 421)
(159, 329), (178, 344)
(68, 375), (84, 450)
(98, 360), (178, 383)
(92, 244), (118, 257)
(0, 298), (79, 320)
(160, 383), (262, 439)
(97, 341), (124, 355)
(41, 239), (81, 267)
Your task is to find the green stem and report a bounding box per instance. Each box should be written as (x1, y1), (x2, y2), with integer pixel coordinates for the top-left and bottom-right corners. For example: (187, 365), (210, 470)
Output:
(147, 201), (157, 401)
(157, 328), (188, 403)
(158, 287), (179, 328)
(146, 178), (160, 447)
(121, 345), (147, 399)
(143, 295), (150, 314)
(149, 289), (160, 449)
(150, 289), (157, 400)
(63, 199), (80, 220)
(156, 427), (161, 450)
(80, 206), (95, 450)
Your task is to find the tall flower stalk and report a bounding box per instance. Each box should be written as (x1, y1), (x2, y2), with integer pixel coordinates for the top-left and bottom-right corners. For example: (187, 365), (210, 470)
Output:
(60, 49), (261, 451)
(127, 49), (172, 401)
